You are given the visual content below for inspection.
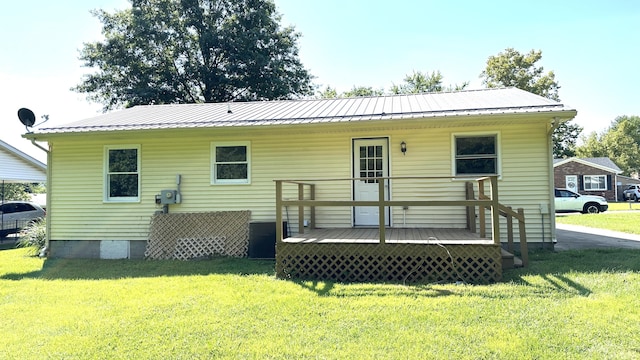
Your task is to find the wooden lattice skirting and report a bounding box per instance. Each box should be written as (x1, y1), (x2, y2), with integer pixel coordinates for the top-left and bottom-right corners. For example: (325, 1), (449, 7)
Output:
(276, 242), (502, 284)
(145, 211), (250, 260)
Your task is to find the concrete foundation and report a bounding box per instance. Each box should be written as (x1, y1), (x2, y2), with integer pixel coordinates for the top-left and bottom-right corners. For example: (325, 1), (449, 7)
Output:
(48, 240), (147, 259)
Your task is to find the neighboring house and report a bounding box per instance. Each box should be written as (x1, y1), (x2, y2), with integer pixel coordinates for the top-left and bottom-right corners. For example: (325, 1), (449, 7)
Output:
(0, 139), (47, 237)
(24, 88), (577, 259)
(0, 139), (47, 203)
(553, 157), (622, 201)
(0, 139), (46, 184)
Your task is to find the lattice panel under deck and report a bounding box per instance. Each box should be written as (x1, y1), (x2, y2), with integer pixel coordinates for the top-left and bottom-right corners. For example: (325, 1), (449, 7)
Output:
(145, 211), (250, 260)
(174, 236), (226, 260)
(276, 243), (501, 284)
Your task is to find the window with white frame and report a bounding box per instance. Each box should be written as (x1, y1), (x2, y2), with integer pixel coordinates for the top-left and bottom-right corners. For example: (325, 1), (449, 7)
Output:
(105, 145), (140, 201)
(211, 142), (250, 184)
(453, 134), (499, 175)
(583, 175), (607, 190)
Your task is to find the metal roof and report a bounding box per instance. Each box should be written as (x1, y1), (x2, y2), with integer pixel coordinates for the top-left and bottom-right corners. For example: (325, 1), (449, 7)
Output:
(32, 87), (576, 135)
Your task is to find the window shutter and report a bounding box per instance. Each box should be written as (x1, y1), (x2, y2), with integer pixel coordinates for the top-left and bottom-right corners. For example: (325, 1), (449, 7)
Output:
(607, 175), (612, 190)
(578, 176), (584, 191)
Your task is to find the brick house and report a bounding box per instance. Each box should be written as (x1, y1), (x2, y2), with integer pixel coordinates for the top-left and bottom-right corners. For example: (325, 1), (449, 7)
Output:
(553, 157), (622, 201)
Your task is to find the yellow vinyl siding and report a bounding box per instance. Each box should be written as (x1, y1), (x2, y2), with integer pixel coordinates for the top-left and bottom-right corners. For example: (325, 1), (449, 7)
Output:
(47, 117), (554, 243)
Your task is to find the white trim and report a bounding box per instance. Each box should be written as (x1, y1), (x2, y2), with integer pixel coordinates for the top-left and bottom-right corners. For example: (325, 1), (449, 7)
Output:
(103, 144), (141, 203)
(450, 131), (501, 178)
(210, 141), (251, 185)
(351, 137), (391, 227)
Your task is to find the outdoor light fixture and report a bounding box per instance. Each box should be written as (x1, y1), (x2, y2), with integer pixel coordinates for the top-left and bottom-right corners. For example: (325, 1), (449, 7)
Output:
(400, 141), (407, 155)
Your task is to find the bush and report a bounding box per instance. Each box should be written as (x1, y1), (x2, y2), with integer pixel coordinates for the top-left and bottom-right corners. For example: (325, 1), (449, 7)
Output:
(17, 219), (46, 255)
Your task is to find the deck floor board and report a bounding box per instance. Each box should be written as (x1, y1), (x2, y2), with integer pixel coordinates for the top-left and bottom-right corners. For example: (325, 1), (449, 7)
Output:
(284, 228), (492, 245)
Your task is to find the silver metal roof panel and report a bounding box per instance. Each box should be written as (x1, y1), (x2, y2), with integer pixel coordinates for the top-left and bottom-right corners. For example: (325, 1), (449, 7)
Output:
(32, 88), (576, 135)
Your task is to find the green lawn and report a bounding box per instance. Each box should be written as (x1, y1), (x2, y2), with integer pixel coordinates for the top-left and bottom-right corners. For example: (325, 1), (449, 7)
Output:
(606, 202), (640, 211)
(556, 211), (640, 235)
(1, 247), (640, 359)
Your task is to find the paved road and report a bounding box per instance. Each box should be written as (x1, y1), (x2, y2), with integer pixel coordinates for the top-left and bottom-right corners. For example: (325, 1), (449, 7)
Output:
(555, 223), (640, 251)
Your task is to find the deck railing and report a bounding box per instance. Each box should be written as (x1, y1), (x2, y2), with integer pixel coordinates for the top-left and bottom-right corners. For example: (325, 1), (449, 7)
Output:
(275, 176), (529, 267)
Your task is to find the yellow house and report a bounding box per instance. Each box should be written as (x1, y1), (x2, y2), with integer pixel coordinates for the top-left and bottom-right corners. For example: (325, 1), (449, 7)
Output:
(25, 88), (576, 272)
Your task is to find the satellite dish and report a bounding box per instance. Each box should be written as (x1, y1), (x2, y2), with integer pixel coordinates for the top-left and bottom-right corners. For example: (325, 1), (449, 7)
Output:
(17, 108), (36, 129)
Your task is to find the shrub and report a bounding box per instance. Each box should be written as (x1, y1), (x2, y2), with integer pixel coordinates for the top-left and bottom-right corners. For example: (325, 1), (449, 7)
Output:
(17, 219), (46, 255)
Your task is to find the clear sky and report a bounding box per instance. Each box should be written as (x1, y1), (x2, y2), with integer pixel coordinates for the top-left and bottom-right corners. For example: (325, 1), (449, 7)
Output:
(2, 0), (638, 162)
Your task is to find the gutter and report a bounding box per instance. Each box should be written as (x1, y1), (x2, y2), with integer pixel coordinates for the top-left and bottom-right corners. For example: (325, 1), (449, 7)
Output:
(26, 137), (51, 257)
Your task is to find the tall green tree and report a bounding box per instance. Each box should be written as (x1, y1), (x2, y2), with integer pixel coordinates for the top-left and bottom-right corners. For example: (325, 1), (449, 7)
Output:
(576, 115), (640, 176)
(480, 48), (582, 158)
(74, 0), (313, 110)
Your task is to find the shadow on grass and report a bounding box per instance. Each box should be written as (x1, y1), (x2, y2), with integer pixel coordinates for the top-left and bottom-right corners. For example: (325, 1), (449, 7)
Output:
(0, 256), (276, 281)
(3, 249), (640, 300)
(505, 248), (640, 278)
(295, 279), (456, 298)
(499, 248), (640, 297)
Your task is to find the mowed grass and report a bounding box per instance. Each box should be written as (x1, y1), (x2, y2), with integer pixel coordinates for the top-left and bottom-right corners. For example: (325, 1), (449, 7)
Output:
(1, 248), (640, 359)
(556, 210), (640, 234)
(607, 202), (640, 211)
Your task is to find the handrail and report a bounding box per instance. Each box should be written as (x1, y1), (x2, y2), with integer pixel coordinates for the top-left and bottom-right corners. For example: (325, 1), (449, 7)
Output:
(275, 176), (528, 268)
(276, 176), (502, 243)
(475, 190), (528, 267)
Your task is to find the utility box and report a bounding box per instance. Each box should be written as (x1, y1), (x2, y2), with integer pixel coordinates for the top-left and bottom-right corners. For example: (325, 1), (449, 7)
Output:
(539, 203), (549, 214)
(160, 190), (178, 204)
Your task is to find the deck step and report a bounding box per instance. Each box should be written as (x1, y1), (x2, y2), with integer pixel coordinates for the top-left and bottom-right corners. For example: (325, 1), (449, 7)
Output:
(501, 249), (523, 270)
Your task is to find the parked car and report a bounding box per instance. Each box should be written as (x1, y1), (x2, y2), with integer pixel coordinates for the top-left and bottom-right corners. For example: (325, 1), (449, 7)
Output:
(554, 188), (608, 214)
(0, 201), (46, 238)
(622, 184), (640, 201)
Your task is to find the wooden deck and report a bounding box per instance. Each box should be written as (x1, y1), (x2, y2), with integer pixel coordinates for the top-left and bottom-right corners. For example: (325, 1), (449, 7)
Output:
(277, 227), (502, 284)
(284, 227), (493, 245)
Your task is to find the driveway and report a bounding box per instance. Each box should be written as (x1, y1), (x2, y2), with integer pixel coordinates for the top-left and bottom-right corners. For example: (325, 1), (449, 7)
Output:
(555, 223), (640, 251)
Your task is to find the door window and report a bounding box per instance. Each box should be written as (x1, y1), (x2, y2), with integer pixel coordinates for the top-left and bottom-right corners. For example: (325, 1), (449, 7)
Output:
(359, 145), (384, 183)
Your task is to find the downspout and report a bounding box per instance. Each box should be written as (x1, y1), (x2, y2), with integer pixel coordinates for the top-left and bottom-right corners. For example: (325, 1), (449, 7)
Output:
(547, 117), (562, 247)
(29, 138), (51, 257)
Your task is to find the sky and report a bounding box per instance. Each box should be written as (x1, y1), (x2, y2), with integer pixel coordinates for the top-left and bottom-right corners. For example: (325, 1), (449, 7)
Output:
(1, 0), (639, 163)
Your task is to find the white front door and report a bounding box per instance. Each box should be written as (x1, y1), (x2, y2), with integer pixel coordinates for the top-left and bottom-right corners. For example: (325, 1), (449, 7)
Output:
(353, 138), (390, 226)
(565, 175), (578, 193)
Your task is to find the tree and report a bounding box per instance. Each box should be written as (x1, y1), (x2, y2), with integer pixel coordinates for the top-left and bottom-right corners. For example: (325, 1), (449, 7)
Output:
(317, 86), (338, 99)
(316, 85), (383, 99)
(0, 183), (36, 202)
(390, 70), (443, 94)
(610, 115), (640, 144)
(74, 0), (313, 110)
(553, 122), (582, 158)
(480, 48), (582, 158)
(341, 86), (384, 98)
(576, 115), (640, 176)
(390, 70), (468, 94)
(319, 70), (467, 99)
